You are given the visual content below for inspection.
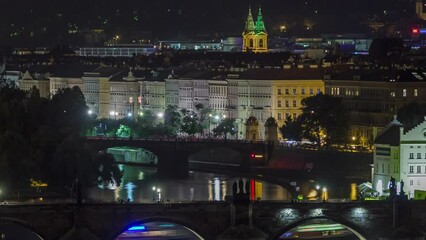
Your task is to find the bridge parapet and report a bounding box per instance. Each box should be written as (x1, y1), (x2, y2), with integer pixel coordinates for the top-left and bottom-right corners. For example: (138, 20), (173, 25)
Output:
(1, 201), (426, 240)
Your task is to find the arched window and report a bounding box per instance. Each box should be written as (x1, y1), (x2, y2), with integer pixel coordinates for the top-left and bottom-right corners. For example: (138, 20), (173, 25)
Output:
(259, 38), (264, 47)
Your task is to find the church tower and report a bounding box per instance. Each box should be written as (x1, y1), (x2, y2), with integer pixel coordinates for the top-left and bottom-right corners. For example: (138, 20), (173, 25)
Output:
(242, 7), (268, 53)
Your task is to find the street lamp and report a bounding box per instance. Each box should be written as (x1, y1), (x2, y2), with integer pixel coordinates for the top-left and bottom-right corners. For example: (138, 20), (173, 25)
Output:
(156, 188), (161, 202)
(152, 186), (157, 201)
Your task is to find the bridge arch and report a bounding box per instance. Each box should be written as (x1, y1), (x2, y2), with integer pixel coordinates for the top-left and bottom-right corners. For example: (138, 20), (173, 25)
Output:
(112, 216), (207, 240)
(269, 216), (370, 240)
(106, 146), (158, 165)
(0, 217), (45, 240)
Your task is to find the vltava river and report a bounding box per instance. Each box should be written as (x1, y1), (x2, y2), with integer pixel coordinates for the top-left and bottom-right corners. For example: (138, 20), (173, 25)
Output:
(88, 165), (292, 203)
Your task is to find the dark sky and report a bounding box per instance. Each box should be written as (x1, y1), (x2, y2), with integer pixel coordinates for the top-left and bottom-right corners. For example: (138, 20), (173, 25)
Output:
(0, 0), (418, 46)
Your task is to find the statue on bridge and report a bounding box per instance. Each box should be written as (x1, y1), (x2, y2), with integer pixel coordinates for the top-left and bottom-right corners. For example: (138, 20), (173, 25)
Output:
(232, 178), (250, 203)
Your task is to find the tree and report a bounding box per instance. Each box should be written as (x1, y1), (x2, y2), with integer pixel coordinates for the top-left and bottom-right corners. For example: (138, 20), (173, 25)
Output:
(299, 93), (348, 147)
(164, 105), (182, 137)
(279, 115), (303, 141)
(180, 109), (202, 136)
(213, 118), (237, 139)
(96, 152), (123, 187)
(397, 102), (426, 130)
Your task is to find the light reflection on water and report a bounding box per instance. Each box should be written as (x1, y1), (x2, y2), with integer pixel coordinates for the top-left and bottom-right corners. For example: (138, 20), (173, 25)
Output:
(89, 165), (292, 203)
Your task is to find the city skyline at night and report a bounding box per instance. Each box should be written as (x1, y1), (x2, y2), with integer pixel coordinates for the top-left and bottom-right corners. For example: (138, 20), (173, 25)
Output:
(0, 0), (422, 47)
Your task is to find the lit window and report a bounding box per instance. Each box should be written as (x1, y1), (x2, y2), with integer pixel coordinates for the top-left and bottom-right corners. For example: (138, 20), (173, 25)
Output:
(414, 89), (418, 97)
(403, 89), (407, 97)
(410, 166), (414, 174)
(390, 91), (396, 97)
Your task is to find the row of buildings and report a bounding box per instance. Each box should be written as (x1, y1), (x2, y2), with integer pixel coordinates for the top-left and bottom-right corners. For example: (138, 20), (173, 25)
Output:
(2, 60), (426, 145)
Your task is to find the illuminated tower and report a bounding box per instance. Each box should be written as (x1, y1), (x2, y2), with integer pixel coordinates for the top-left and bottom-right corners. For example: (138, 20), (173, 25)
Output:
(242, 7), (268, 53)
(416, 0), (426, 20)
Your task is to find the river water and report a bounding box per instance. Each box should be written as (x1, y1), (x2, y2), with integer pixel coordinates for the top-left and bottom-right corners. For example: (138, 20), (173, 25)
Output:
(88, 165), (293, 203)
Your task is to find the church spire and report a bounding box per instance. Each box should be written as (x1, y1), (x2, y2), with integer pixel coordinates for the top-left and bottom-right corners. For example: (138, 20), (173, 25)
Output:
(243, 6), (255, 34)
(255, 7), (266, 33)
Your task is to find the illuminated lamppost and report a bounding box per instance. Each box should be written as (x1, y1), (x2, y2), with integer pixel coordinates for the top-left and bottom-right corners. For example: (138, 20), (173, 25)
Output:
(321, 187), (328, 202)
(152, 186), (157, 201)
(157, 188), (161, 202)
(110, 111), (118, 120)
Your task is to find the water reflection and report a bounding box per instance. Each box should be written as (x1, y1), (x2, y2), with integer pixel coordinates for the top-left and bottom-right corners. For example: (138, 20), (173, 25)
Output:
(89, 165), (292, 202)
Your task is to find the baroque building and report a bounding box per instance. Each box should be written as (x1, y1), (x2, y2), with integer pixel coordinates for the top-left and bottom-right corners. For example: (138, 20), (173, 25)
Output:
(242, 7), (268, 53)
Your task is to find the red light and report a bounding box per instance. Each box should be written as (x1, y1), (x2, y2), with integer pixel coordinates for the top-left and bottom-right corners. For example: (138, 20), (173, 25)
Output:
(250, 154), (255, 158)
(412, 28), (419, 34)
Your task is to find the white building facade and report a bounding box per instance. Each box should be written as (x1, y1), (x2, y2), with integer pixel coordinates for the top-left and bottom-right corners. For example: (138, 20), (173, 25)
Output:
(373, 117), (426, 199)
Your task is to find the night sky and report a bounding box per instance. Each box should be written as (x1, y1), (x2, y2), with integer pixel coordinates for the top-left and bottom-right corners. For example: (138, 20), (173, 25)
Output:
(0, 0), (418, 47)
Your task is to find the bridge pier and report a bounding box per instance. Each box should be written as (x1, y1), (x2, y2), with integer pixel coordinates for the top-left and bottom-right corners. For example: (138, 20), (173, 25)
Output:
(157, 140), (188, 178)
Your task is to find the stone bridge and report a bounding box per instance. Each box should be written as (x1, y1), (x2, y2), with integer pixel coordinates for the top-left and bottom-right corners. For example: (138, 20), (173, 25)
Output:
(1, 201), (425, 240)
(85, 138), (274, 178)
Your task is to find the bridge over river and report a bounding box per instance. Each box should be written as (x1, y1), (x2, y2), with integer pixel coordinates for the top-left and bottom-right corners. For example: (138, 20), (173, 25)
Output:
(0, 200), (425, 240)
(86, 137), (373, 198)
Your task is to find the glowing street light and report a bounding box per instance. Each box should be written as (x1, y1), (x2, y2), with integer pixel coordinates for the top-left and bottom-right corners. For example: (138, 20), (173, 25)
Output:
(88, 110), (93, 115)
(157, 112), (164, 118)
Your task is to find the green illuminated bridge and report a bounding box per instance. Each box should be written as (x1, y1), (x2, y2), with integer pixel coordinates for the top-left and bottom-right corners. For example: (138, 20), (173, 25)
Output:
(0, 201), (425, 239)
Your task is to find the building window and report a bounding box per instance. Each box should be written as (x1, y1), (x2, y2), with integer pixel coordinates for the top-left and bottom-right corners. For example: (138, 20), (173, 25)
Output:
(302, 89), (305, 95)
(403, 89), (407, 97)
(292, 113), (297, 119)
(410, 180), (413, 186)
(417, 166), (421, 173)
(414, 89), (418, 97)
(292, 89), (297, 95)
(417, 153), (422, 159)
(293, 100), (297, 107)
(278, 89), (282, 95)
(285, 100), (289, 107)
(410, 165), (414, 174)
(382, 163), (384, 173)
(278, 113), (282, 120)
(278, 100), (282, 107)
(285, 113), (290, 118)
(410, 153), (414, 159)
(390, 91), (396, 97)
(310, 89), (313, 95)
(285, 89), (289, 95)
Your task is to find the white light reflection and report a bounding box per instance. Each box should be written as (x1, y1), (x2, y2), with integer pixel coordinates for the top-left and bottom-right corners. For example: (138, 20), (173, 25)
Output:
(125, 182), (136, 202)
(214, 177), (220, 201)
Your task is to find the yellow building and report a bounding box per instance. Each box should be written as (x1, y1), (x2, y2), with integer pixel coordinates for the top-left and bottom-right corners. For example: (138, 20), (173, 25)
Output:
(242, 7), (268, 53)
(271, 69), (325, 131)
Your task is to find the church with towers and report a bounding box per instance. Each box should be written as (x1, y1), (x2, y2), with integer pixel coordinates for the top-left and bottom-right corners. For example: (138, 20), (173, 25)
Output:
(242, 6), (268, 53)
